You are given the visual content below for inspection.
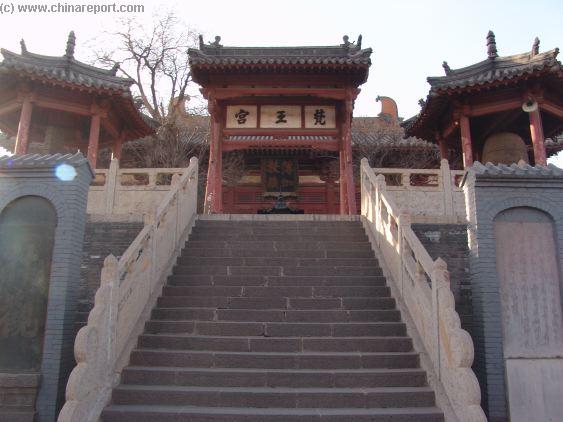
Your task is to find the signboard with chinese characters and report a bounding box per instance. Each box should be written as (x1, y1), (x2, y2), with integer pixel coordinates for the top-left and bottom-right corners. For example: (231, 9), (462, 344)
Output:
(304, 106), (336, 129)
(225, 105), (336, 130)
(226, 105), (258, 129)
(260, 105), (301, 129)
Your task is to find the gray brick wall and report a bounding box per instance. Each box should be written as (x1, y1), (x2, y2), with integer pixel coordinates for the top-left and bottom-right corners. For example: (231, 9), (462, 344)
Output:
(412, 224), (472, 336)
(463, 169), (563, 422)
(0, 154), (93, 422)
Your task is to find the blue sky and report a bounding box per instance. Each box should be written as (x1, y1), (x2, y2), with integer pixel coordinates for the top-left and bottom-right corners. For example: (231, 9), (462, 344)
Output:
(1, 0), (562, 164)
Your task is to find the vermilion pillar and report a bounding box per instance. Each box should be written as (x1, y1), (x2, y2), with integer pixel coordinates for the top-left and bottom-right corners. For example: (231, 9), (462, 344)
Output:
(343, 98), (357, 215)
(204, 98), (223, 213)
(339, 148), (348, 214)
(112, 136), (123, 161)
(438, 137), (448, 161)
(529, 108), (547, 165)
(459, 115), (473, 168)
(87, 113), (101, 168)
(14, 96), (34, 155)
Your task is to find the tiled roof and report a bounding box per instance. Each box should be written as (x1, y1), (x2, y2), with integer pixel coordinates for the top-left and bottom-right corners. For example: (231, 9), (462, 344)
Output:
(188, 36), (372, 71)
(470, 160), (563, 177)
(352, 132), (436, 150)
(0, 152), (90, 170)
(427, 48), (561, 93)
(188, 36), (372, 67)
(0, 48), (134, 93)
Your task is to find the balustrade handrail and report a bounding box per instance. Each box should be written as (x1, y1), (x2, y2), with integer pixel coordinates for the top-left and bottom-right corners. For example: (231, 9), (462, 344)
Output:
(58, 157), (199, 422)
(360, 158), (486, 422)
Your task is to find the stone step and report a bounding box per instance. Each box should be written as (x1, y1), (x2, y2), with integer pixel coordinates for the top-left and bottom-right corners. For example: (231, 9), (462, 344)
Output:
(161, 285), (390, 298)
(145, 320), (401, 337)
(111, 384), (436, 408)
(121, 366), (428, 388)
(152, 306), (400, 323)
(129, 350), (420, 369)
(177, 256), (379, 267)
(168, 274), (388, 287)
(156, 296), (393, 310)
(188, 234), (368, 241)
(183, 248), (375, 258)
(102, 405), (445, 422)
(185, 241), (372, 250)
(195, 220), (362, 227)
(191, 227), (368, 236)
(172, 265), (383, 277)
(137, 334), (411, 352)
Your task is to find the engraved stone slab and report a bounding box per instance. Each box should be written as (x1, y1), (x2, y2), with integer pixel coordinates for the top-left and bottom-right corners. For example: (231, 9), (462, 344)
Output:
(494, 208), (563, 358)
(226, 105), (258, 129)
(506, 359), (563, 422)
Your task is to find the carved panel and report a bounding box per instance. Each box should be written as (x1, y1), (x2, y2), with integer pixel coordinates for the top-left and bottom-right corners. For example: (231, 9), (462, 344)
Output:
(226, 105), (258, 129)
(304, 106), (336, 129)
(260, 105), (301, 129)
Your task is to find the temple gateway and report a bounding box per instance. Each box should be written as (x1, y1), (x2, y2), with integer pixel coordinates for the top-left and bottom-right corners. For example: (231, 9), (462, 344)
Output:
(0, 31), (562, 422)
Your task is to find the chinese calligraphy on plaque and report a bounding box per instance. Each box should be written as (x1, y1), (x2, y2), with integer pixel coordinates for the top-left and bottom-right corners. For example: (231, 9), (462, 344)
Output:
(261, 105), (301, 128)
(304, 106), (336, 128)
(226, 105), (335, 129)
(226, 105), (258, 128)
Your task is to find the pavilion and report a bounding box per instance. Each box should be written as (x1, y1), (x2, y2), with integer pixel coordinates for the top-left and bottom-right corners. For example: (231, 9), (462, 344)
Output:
(0, 32), (154, 168)
(404, 31), (563, 167)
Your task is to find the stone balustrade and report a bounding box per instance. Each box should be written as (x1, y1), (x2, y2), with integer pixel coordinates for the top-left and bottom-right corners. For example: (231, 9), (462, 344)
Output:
(360, 158), (486, 422)
(87, 159), (186, 219)
(58, 158), (199, 422)
(372, 160), (466, 222)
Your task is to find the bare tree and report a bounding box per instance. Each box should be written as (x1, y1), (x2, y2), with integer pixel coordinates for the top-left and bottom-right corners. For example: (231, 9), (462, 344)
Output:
(352, 117), (441, 169)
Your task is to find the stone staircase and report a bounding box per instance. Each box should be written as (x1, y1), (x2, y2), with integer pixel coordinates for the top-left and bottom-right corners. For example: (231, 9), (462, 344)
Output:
(101, 218), (444, 421)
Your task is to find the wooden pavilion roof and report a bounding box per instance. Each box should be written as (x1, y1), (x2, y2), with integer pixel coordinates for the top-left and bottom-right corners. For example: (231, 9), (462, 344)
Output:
(404, 32), (563, 142)
(0, 32), (154, 140)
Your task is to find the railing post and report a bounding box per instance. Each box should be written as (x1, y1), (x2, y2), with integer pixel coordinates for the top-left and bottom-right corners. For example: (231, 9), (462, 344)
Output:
(431, 257), (448, 381)
(397, 211), (411, 298)
(105, 158), (119, 214)
(440, 159), (455, 217)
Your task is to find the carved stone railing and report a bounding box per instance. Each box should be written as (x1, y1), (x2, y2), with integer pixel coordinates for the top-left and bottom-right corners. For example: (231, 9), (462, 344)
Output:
(372, 160), (466, 222)
(87, 159), (185, 219)
(360, 158), (486, 422)
(58, 157), (199, 422)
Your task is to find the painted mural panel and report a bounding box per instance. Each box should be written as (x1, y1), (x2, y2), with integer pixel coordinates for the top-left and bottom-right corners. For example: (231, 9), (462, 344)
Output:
(226, 105), (258, 129)
(260, 105), (301, 128)
(304, 106), (336, 128)
(0, 196), (57, 371)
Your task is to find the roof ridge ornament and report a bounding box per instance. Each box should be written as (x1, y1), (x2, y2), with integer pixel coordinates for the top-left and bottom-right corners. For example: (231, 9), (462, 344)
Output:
(341, 35), (362, 51)
(442, 61), (451, 75)
(20, 39), (27, 55)
(209, 36), (222, 48)
(65, 31), (76, 59)
(486, 30), (498, 59)
(110, 62), (120, 76)
(532, 37), (540, 56)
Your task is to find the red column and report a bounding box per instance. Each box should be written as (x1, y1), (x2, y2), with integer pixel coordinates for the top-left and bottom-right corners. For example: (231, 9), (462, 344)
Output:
(529, 108), (547, 166)
(14, 96), (34, 155)
(438, 137), (448, 161)
(204, 98), (223, 214)
(459, 115), (473, 168)
(343, 98), (357, 215)
(112, 136), (123, 161)
(87, 113), (101, 168)
(213, 116), (223, 213)
(339, 149), (348, 214)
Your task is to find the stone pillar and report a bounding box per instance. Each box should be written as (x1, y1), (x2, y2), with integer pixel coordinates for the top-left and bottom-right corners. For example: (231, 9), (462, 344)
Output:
(14, 96), (34, 155)
(0, 153), (94, 422)
(528, 108), (546, 166)
(463, 162), (563, 422)
(460, 115), (473, 168)
(87, 113), (101, 169)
